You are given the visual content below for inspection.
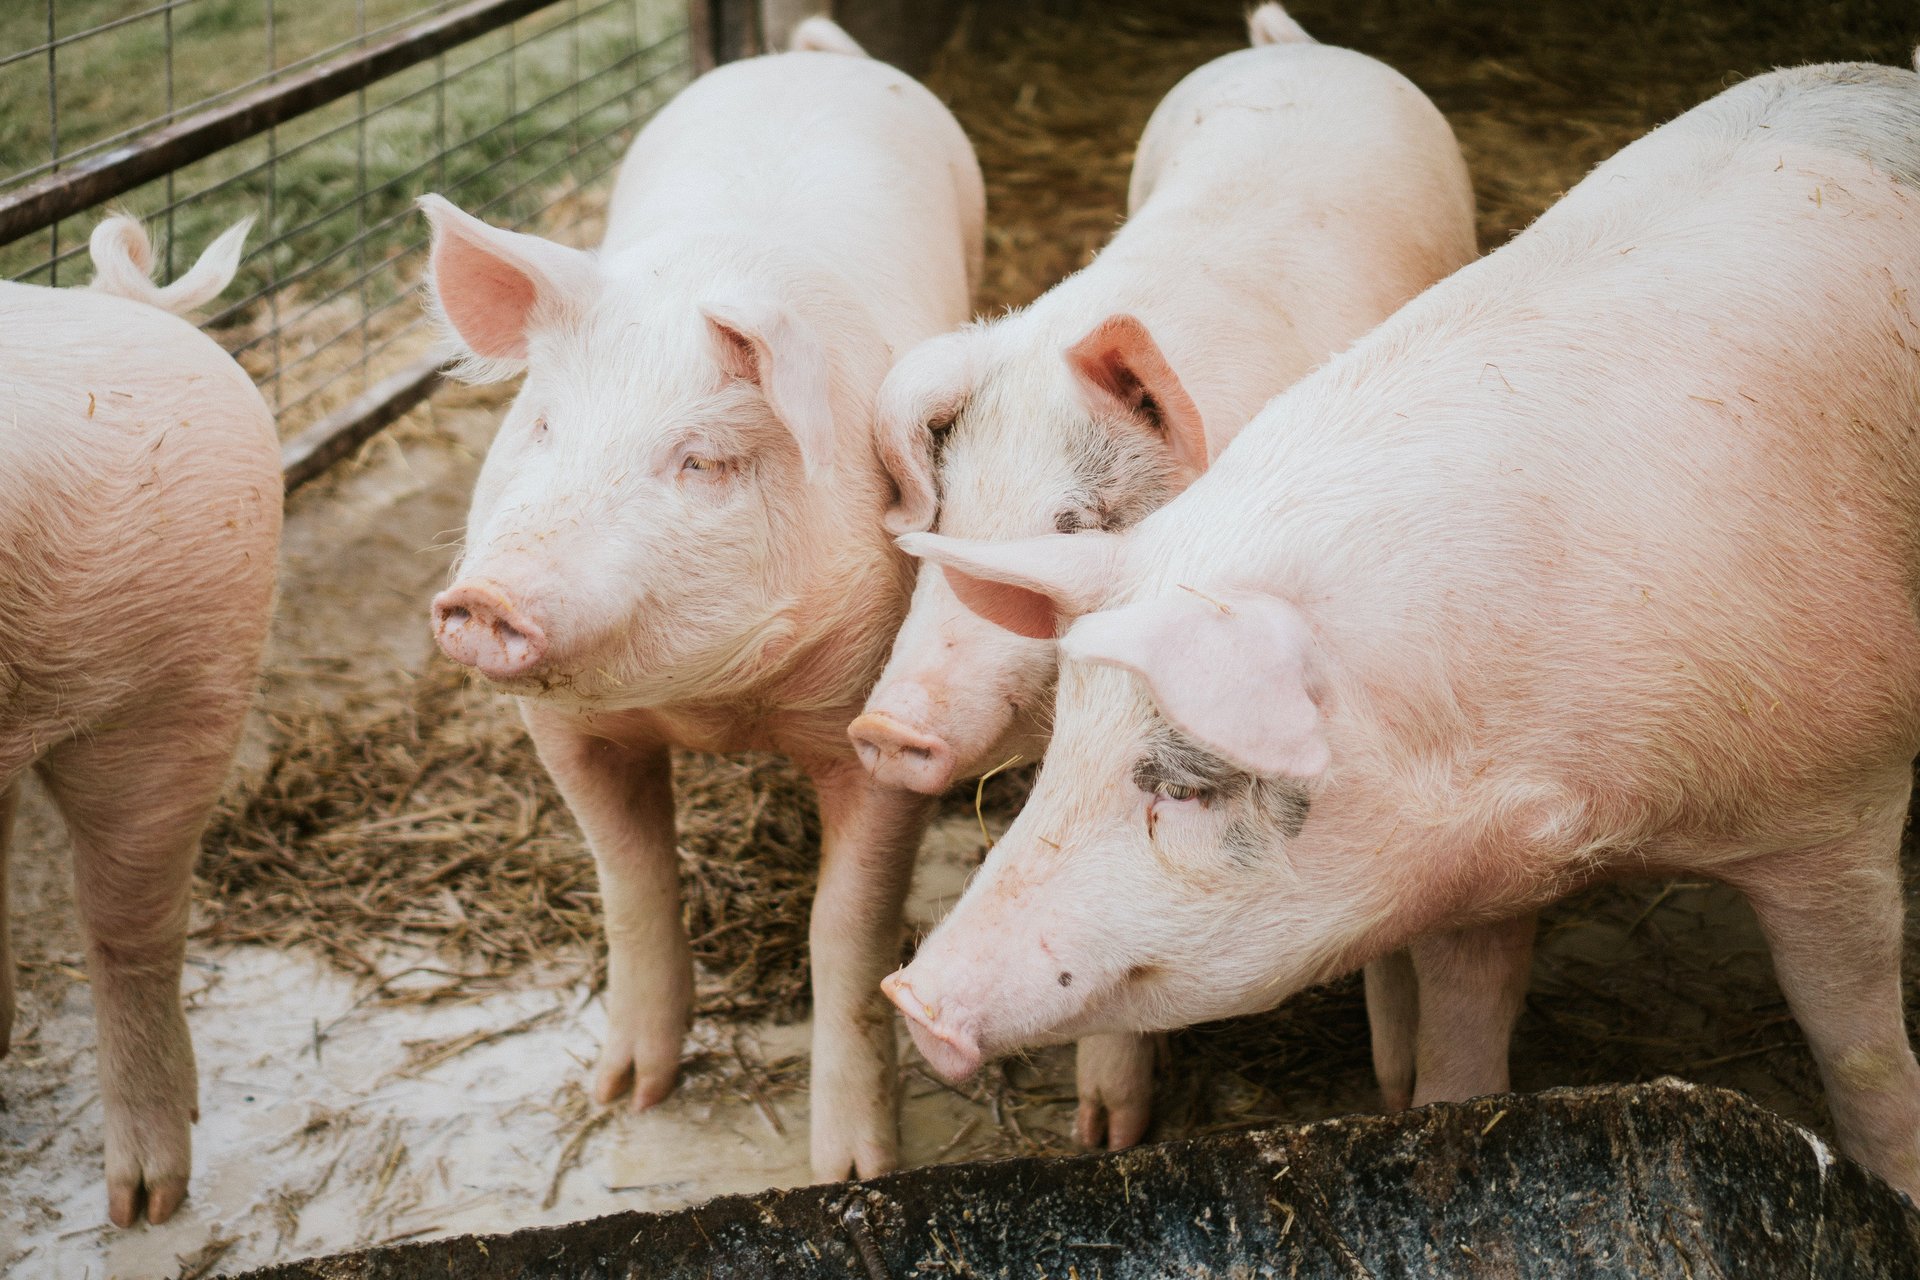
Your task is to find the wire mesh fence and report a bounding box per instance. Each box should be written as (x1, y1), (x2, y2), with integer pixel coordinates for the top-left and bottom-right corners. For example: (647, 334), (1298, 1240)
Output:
(0, 0), (697, 453)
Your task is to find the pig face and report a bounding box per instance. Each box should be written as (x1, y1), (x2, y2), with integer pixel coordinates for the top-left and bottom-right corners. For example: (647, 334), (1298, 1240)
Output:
(880, 530), (1364, 1078)
(421, 196), (842, 707)
(850, 316), (1211, 792)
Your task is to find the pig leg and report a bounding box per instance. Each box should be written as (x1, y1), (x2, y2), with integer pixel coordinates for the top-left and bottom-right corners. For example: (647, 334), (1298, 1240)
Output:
(1365, 950), (1419, 1110)
(1074, 1031), (1159, 1149)
(807, 762), (932, 1181)
(37, 722), (232, 1228)
(1408, 914), (1535, 1106)
(525, 706), (689, 1110)
(1723, 795), (1920, 1201)
(1, 778), (15, 1057)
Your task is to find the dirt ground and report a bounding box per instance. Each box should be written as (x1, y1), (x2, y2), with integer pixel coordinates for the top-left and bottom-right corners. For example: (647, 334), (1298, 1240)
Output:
(6, 1), (1920, 1275)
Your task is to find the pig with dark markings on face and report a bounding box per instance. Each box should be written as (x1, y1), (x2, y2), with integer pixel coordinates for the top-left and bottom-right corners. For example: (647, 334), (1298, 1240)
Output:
(886, 54), (1920, 1202)
(422, 17), (983, 1183)
(849, 0), (1476, 1150)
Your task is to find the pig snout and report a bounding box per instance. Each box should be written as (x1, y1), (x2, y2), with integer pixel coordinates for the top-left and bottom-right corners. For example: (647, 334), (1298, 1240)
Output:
(848, 702), (957, 794)
(432, 581), (548, 679)
(885, 894), (1107, 1082)
(881, 971), (984, 1081)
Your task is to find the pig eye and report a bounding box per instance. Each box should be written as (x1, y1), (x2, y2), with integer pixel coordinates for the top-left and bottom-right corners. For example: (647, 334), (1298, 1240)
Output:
(679, 452), (737, 482)
(1054, 505), (1099, 534)
(531, 416), (549, 438)
(1154, 782), (1206, 803)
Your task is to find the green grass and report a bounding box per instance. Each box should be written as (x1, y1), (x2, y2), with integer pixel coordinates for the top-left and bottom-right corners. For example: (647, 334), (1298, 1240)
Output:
(0, 0), (692, 429)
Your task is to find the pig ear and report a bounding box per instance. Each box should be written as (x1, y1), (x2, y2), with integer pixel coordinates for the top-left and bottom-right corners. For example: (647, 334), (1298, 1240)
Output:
(876, 330), (983, 534)
(1062, 590), (1327, 779)
(418, 194), (597, 367)
(898, 530), (1121, 640)
(702, 299), (836, 483)
(1064, 314), (1210, 477)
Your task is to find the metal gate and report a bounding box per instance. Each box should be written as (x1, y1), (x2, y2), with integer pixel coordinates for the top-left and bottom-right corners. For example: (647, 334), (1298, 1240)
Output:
(0, 0), (702, 488)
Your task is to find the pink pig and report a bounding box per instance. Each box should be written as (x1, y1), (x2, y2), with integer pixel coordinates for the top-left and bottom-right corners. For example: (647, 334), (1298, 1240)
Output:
(848, 2), (1474, 1148)
(423, 20), (982, 1181)
(887, 55), (1920, 1201)
(1, 216), (280, 1225)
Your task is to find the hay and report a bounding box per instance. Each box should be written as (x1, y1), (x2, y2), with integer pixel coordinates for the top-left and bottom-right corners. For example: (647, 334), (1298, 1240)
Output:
(938, 0), (1918, 281)
(926, 8), (1227, 311)
(196, 660), (823, 1021)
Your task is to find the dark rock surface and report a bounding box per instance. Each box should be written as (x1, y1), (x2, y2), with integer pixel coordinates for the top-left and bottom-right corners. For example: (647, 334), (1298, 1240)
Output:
(226, 1079), (1920, 1279)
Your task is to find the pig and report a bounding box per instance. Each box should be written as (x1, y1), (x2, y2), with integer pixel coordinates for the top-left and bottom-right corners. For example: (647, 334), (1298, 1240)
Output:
(421, 19), (983, 1181)
(884, 54), (1920, 1201)
(0, 214), (280, 1225)
(847, 2), (1476, 1147)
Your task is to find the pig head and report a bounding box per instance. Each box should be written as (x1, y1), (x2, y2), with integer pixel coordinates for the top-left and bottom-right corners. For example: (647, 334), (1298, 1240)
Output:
(850, 316), (1211, 793)
(881, 530), (1381, 1078)
(421, 194), (887, 707)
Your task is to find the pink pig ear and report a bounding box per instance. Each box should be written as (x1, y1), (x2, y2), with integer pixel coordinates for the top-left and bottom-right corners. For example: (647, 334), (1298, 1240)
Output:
(418, 194), (597, 363)
(1061, 590), (1328, 779)
(702, 299), (836, 483)
(875, 330), (983, 534)
(898, 530), (1122, 640)
(1064, 314), (1211, 477)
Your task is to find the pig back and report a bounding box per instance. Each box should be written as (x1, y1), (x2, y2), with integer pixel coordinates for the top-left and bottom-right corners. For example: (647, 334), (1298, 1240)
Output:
(0, 283), (281, 758)
(1103, 40), (1476, 443)
(1147, 60), (1920, 855)
(1126, 43), (1474, 273)
(600, 52), (982, 338)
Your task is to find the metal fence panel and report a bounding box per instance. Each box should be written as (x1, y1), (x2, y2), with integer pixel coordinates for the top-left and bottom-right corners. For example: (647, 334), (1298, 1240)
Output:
(0, 0), (696, 477)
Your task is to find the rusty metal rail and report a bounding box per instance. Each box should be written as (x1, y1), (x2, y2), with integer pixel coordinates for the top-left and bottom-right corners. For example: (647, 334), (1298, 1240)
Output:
(3, 1), (952, 493)
(280, 355), (446, 491)
(2, 0), (701, 489)
(0, 0), (560, 247)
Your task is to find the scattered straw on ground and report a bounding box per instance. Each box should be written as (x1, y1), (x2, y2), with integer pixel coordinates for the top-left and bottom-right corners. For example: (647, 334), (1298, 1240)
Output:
(197, 661), (823, 1021)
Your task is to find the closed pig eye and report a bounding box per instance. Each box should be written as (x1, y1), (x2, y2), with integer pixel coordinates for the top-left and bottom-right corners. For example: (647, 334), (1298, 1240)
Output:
(670, 434), (739, 480)
(1054, 505), (1099, 534)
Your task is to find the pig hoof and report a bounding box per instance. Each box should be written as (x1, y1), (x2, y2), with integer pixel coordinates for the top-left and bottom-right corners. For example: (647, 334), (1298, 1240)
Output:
(1074, 1032), (1155, 1149)
(106, 1172), (189, 1228)
(1380, 1086), (1413, 1112)
(108, 1181), (142, 1229)
(145, 1176), (189, 1225)
(591, 1045), (682, 1110)
(811, 1135), (898, 1184)
(103, 1098), (193, 1227)
(105, 1140), (191, 1227)
(1074, 1098), (1151, 1151)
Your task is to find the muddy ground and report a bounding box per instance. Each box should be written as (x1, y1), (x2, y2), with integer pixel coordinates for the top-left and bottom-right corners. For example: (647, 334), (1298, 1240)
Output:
(6, 0), (1920, 1275)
